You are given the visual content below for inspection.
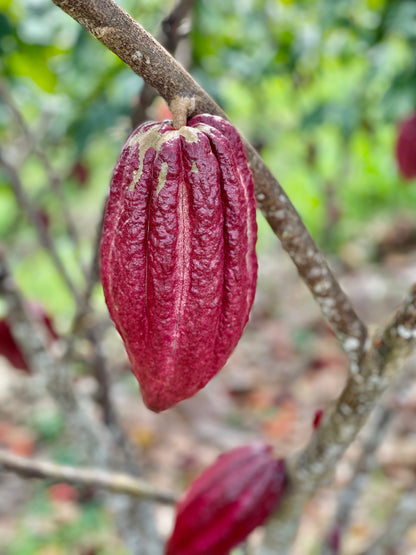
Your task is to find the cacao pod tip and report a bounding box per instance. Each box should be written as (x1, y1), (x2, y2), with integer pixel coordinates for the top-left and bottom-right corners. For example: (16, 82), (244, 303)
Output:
(165, 443), (286, 555)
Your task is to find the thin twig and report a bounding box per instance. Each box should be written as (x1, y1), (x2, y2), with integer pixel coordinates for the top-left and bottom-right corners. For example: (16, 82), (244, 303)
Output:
(322, 360), (416, 554)
(0, 449), (177, 504)
(65, 196), (123, 432)
(70, 193), (106, 335)
(161, 0), (195, 52)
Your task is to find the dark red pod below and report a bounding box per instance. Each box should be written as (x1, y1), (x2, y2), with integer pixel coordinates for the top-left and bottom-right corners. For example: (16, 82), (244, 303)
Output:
(100, 115), (257, 411)
(396, 113), (416, 180)
(165, 443), (286, 555)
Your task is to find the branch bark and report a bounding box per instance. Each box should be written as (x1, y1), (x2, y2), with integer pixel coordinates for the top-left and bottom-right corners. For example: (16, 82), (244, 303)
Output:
(0, 150), (82, 305)
(0, 449), (177, 504)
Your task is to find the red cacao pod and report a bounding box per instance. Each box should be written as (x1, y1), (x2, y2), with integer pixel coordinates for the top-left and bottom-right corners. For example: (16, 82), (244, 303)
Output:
(100, 114), (257, 412)
(165, 443), (286, 555)
(396, 112), (416, 180)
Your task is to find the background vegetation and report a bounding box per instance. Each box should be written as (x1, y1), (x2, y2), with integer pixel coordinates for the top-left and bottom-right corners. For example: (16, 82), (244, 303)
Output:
(0, 0), (415, 553)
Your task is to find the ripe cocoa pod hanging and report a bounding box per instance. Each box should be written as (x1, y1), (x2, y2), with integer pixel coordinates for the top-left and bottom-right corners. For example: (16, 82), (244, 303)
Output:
(396, 112), (416, 180)
(100, 114), (257, 412)
(165, 443), (286, 555)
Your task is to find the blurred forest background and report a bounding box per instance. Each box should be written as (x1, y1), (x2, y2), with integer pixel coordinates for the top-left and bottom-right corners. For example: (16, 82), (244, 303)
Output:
(0, 0), (416, 554)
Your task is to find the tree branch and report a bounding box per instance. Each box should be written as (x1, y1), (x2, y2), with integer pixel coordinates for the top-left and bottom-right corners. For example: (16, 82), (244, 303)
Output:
(261, 284), (416, 553)
(0, 448), (177, 505)
(50, 0), (368, 368)
(161, 0), (195, 52)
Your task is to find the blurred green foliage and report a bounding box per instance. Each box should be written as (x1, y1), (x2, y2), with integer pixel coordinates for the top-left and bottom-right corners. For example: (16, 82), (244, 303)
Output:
(0, 1), (414, 285)
(192, 0), (416, 247)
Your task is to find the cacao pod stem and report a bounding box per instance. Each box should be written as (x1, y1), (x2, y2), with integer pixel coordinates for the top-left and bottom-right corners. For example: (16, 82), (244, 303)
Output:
(169, 95), (196, 129)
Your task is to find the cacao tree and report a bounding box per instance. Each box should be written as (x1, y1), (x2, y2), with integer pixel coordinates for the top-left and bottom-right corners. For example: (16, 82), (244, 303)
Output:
(0, 1), (416, 554)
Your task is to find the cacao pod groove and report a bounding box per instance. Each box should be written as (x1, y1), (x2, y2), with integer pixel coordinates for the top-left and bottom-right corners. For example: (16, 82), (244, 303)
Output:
(100, 114), (257, 411)
(165, 443), (286, 555)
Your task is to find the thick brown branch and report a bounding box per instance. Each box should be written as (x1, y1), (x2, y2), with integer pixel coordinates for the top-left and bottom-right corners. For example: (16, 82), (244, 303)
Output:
(0, 449), (177, 505)
(50, 0), (368, 365)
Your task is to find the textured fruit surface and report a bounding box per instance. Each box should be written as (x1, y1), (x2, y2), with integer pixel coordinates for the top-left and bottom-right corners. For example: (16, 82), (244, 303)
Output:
(100, 114), (257, 411)
(165, 443), (286, 555)
(396, 113), (416, 179)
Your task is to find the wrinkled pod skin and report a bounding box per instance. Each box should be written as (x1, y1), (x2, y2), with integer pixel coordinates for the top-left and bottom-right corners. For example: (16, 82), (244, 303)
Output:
(100, 114), (257, 411)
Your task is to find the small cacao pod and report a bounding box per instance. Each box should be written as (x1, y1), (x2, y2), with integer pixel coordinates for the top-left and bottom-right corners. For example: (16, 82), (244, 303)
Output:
(100, 114), (257, 411)
(165, 443), (286, 555)
(396, 112), (416, 180)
